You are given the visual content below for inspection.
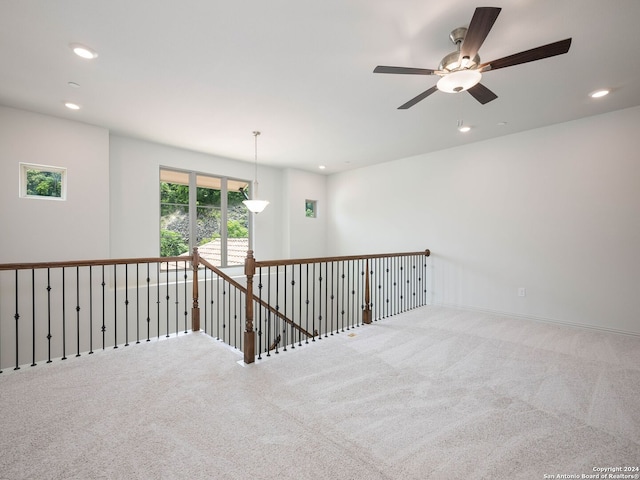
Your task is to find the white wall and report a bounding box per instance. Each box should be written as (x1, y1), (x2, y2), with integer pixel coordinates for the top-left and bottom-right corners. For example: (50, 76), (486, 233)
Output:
(0, 106), (110, 263)
(327, 106), (640, 335)
(282, 168), (327, 259)
(109, 135), (284, 262)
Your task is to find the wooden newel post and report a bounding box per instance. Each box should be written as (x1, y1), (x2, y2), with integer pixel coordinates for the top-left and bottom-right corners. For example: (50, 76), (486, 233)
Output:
(362, 258), (372, 324)
(244, 250), (256, 364)
(191, 247), (200, 332)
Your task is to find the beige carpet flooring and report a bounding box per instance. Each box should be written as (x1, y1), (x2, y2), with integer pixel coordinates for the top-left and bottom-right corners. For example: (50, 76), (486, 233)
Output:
(1, 306), (639, 480)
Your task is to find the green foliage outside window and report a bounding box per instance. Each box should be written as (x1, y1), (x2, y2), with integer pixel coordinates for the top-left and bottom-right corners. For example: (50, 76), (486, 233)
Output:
(26, 169), (62, 198)
(227, 219), (248, 238)
(160, 229), (189, 257)
(160, 177), (250, 264)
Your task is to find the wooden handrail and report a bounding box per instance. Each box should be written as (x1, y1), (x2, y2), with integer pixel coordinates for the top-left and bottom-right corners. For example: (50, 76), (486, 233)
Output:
(254, 249), (430, 268)
(0, 255), (190, 271)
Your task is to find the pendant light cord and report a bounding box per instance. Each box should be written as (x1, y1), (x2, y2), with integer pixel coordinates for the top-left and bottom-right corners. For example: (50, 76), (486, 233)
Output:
(253, 131), (260, 184)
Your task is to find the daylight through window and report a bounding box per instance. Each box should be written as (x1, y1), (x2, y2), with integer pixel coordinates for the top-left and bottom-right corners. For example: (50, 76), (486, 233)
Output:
(20, 163), (66, 200)
(160, 168), (250, 267)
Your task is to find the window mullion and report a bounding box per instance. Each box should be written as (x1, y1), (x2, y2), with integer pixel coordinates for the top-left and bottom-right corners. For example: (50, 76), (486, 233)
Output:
(221, 178), (228, 267)
(189, 172), (197, 256)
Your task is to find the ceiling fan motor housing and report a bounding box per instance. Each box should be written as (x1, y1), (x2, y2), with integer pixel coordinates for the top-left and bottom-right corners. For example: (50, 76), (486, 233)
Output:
(439, 27), (480, 71)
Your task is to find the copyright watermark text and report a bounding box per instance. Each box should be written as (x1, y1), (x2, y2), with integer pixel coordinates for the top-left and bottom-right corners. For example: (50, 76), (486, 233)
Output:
(543, 467), (640, 479)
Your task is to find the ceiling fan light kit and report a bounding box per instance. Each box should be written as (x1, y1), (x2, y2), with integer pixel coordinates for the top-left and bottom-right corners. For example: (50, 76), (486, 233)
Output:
(373, 6), (572, 109)
(437, 69), (482, 93)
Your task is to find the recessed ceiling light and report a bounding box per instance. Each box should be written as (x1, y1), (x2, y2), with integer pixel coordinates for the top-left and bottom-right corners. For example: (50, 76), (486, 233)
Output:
(589, 89), (610, 98)
(458, 125), (471, 133)
(64, 102), (81, 110)
(70, 43), (98, 59)
(319, 165), (326, 170)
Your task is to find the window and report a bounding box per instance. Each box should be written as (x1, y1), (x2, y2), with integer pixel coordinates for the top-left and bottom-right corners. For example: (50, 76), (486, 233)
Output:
(20, 163), (67, 200)
(160, 168), (250, 267)
(305, 199), (317, 218)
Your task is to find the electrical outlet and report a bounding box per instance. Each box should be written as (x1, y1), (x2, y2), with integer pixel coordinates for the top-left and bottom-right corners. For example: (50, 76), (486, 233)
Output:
(518, 287), (526, 297)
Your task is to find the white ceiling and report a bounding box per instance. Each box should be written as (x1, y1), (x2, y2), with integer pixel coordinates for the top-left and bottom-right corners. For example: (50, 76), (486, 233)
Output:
(1, 0), (639, 173)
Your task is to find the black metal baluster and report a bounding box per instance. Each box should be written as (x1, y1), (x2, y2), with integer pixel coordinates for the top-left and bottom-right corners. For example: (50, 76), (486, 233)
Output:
(216, 273), (221, 340)
(413, 255), (418, 309)
(101, 265), (106, 350)
(89, 266), (94, 354)
(183, 261), (188, 333)
(359, 262), (364, 327)
(298, 264), (303, 346)
(326, 262), (331, 336)
(312, 263), (316, 341)
(165, 262), (170, 338)
(222, 278), (227, 344)
(203, 267), (208, 334)
(347, 260), (354, 330)
(341, 261), (346, 332)
(113, 265), (118, 349)
(47, 268), (53, 362)
(146, 264), (151, 342)
(231, 285), (236, 348)
(62, 267), (67, 359)
(76, 266), (81, 357)
(291, 265), (297, 348)
(283, 266), (288, 351)
(156, 263), (161, 339)
(136, 264), (140, 344)
(330, 262), (335, 336)
(266, 266), (271, 356)
(412, 256), (417, 309)
(371, 261), (376, 321)
(124, 264), (129, 347)
(318, 264), (323, 340)
(405, 256), (410, 312)
(233, 285), (242, 350)
(399, 259), (404, 313)
(423, 255), (428, 306)
(386, 257), (391, 318)
(305, 264), (310, 343)
(292, 265), (300, 349)
(275, 267), (281, 353)
(31, 269), (37, 366)
(175, 261), (179, 336)
(14, 270), (20, 370)
(257, 267), (263, 359)
(408, 255), (412, 312)
(393, 256), (398, 313)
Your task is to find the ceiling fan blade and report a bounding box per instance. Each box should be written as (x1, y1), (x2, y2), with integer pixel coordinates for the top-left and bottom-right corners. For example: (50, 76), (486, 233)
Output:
(467, 83), (498, 104)
(480, 38), (572, 71)
(374, 66), (436, 75)
(460, 7), (501, 61)
(398, 85), (438, 109)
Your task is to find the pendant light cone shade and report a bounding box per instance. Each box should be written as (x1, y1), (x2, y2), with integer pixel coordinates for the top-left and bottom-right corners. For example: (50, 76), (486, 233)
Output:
(243, 131), (270, 214)
(243, 198), (269, 214)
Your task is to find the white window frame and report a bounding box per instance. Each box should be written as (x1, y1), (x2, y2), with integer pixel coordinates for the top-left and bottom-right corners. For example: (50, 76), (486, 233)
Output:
(19, 163), (67, 201)
(160, 167), (251, 268)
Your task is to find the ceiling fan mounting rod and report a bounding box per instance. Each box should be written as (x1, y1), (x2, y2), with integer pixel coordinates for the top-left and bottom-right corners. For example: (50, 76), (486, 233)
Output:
(449, 27), (467, 47)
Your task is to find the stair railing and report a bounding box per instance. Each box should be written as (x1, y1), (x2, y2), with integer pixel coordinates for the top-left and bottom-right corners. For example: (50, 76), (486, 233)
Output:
(1, 248), (430, 370)
(243, 249), (431, 364)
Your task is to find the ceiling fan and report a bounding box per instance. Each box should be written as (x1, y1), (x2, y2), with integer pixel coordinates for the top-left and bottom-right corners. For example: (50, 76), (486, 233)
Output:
(374, 6), (572, 109)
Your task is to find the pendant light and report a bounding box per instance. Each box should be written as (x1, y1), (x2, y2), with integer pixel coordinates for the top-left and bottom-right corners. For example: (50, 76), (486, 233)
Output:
(243, 131), (269, 214)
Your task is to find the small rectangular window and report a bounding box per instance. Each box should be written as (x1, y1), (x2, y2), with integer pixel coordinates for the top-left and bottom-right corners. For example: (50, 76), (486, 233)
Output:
(305, 200), (317, 218)
(20, 163), (67, 200)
